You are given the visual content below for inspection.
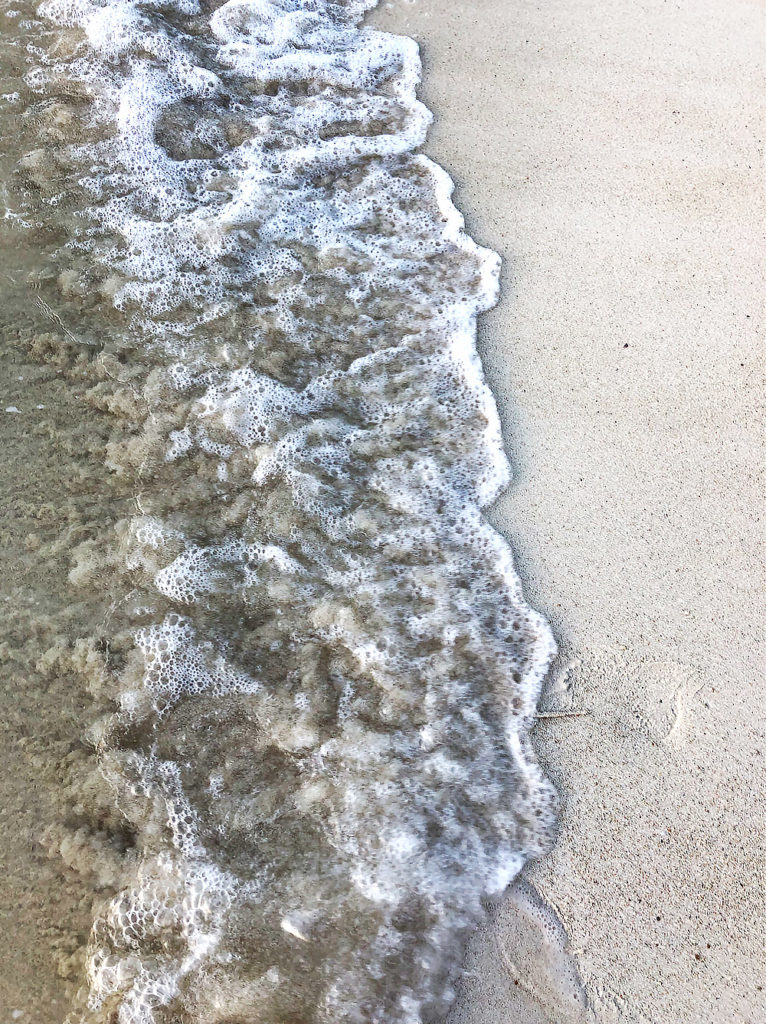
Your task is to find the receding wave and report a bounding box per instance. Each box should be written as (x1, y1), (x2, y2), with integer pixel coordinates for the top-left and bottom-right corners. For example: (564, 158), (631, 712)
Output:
(3, 0), (556, 1020)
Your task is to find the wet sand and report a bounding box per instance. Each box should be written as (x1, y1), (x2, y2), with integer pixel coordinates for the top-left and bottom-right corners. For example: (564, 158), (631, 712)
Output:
(0, 321), (110, 1017)
(372, 0), (765, 1021)
(0, 248), (146, 1019)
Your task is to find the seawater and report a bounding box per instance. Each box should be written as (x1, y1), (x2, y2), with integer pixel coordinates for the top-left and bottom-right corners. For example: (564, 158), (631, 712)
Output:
(1, 1), (556, 1020)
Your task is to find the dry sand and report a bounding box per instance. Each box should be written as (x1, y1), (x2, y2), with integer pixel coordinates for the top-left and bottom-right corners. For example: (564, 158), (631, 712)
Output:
(371, 0), (765, 1021)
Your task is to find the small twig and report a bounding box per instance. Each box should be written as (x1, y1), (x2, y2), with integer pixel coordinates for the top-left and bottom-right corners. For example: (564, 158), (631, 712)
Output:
(535, 710), (590, 719)
(36, 296), (80, 345)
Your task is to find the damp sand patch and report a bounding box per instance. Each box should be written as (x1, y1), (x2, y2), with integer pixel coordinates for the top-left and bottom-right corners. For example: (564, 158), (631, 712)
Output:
(0, 288), (149, 1018)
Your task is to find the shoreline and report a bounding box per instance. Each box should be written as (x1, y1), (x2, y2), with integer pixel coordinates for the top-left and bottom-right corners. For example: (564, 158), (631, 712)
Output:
(372, 1), (764, 1021)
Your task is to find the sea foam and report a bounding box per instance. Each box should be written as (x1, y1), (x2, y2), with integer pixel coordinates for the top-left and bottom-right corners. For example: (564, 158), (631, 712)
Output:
(13, 0), (556, 1020)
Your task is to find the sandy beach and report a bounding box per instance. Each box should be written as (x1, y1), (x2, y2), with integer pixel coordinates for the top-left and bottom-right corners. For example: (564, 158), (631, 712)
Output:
(371, 0), (765, 1021)
(0, 0), (762, 1020)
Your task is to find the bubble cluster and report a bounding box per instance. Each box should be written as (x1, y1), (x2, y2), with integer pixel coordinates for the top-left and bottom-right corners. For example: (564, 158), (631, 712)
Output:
(13, 1), (558, 1022)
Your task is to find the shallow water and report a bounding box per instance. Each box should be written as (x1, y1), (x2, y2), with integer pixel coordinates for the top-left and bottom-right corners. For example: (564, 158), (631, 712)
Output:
(0, 2), (555, 1021)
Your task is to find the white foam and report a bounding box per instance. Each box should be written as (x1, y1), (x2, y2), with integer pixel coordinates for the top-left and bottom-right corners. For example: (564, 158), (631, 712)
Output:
(19, 1), (558, 1021)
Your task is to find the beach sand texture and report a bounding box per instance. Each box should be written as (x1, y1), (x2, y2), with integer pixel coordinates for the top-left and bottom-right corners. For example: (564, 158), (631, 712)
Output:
(371, 0), (765, 1021)
(0, 0), (763, 1021)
